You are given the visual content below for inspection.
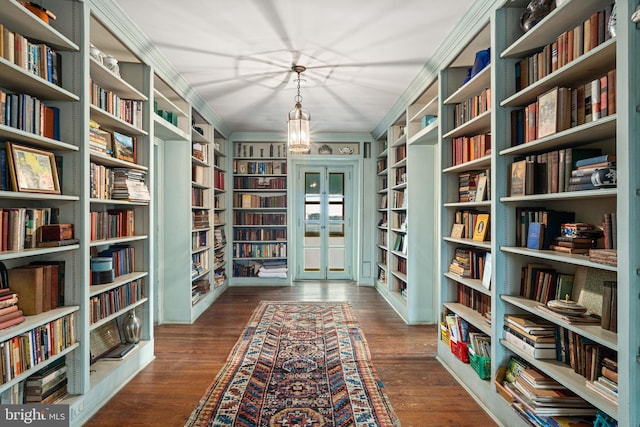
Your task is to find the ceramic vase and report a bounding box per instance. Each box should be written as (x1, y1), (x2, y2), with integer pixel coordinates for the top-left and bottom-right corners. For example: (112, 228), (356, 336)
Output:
(123, 309), (141, 344)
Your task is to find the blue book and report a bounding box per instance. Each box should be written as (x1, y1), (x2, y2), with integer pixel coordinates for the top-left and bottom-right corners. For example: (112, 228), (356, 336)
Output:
(526, 222), (544, 250)
(575, 154), (616, 168)
(0, 147), (7, 190)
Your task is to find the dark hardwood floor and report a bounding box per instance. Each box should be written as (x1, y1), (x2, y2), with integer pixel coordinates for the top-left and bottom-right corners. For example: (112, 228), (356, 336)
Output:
(85, 282), (498, 426)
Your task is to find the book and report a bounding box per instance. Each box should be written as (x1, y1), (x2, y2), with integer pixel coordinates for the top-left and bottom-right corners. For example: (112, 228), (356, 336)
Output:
(526, 222), (544, 250)
(572, 266), (617, 316)
(510, 160), (526, 196)
(481, 252), (492, 290)
(504, 329), (557, 359)
(537, 87), (571, 138)
(6, 265), (46, 315)
(472, 213), (489, 242)
(574, 154), (616, 168)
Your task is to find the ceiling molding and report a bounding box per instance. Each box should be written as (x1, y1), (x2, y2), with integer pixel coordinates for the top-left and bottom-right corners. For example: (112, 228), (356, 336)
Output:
(230, 132), (373, 143)
(89, 0), (231, 138)
(372, 0), (505, 139)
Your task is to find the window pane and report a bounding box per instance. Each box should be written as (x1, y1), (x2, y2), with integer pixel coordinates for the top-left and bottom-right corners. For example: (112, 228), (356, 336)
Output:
(329, 173), (344, 196)
(305, 172), (320, 194)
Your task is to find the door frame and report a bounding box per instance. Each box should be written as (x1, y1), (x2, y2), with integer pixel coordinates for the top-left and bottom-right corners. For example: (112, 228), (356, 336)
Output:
(290, 157), (360, 281)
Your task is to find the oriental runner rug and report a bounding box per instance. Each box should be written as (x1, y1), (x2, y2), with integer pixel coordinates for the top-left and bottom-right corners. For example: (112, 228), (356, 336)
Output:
(185, 301), (400, 427)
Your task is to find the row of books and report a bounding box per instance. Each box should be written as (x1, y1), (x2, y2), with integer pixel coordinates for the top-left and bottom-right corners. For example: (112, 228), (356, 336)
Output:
(234, 193), (287, 208)
(191, 230), (207, 250)
(233, 160), (287, 175)
(502, 356), (597, 420)
(452, 87), (491, 128)
(514, 4), (615, 92)
(451, 133), (491, 166)
(233, 176), (287, 190)
(519, 264), (574, 304)
(456, 283), (491, 318)
(213, 269), (226, 287)
(0, 24), (62, 87)
(0, 90), (60, 140)
(448, 247), (488, 280)
(395, 145), (406, 162)
(214, 228), (226, 248)
(392, 234), (407, 254)
(232, 228), (287, 242)
(394, 166), (406, 185)
(601, 212), (617, 250)
(89, 78), (144, 129)
(396, 257), (406, 275)
(233, 212), (286, 226)
(191, 252), (209, 277)
(0, 313), (75, 384)
(451, 209), (487, 240)
(214, 169), (225, 190)
(233, 242), (287, 258)
(89, 278), (145, 324)
(0, 207), (61, 252)
(90, 164), (150, 203)
(93, 244), (136, 280)
(511, 70), (616, 147)
(585, 357), (618, 404)
(191, 278), (210, 305)
(6, 261), (66, 316)
(232, 260), (262, 278)
(89, 208), (135, 241)
(457, 169), (490, 203)
(192, 210), (209, 229)
(376, 157), (387, 173)
(589, 248), (617, 268)
(192, 187), (205, 207)
(191, 165), (208, 186)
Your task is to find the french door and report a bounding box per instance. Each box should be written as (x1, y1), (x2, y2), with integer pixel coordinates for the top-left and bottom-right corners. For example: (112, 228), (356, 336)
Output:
(295, 164), (354, 280)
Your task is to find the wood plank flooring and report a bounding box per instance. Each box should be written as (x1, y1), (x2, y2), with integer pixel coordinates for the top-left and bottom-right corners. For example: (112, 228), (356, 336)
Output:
(85, 282), (498, 426)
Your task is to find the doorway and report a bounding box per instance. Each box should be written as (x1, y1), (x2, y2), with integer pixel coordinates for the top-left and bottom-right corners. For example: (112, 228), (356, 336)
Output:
(294, 163), (355, 280)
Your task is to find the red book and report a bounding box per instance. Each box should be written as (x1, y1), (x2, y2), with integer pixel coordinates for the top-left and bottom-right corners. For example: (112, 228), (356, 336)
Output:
(600, 75), (608, 117)
(607, 69), (616, 115)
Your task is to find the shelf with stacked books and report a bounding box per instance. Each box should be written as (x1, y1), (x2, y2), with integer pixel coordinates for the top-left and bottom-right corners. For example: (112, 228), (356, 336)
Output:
(84, 11), (155, 415)
(375, 137), (389, 292)
(437, 17), (499, 415)
(0, 0), (83, 407)
(231, 140), (288, 283)
(388, 124), (407, 305)
(491, 1), (624, 425)
(212, 131), (228, 289)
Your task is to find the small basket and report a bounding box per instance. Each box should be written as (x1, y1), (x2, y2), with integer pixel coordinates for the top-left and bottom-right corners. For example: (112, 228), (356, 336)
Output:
(440, 322), (450, 347)
(450, 339), (470, 363)
(468, 345), (491, 380)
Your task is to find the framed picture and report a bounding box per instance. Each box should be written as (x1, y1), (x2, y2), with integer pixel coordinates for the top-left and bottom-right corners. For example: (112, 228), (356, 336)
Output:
(473, 213), (490, 242)
(6, 142), (60, 194)
(112, 131), (136, 163)
(510, 160), (526, 197)
(537, 86), (571, 139)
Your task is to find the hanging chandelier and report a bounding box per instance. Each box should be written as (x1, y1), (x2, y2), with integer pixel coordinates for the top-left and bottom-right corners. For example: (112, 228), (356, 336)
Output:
(287, 65), (311, 153)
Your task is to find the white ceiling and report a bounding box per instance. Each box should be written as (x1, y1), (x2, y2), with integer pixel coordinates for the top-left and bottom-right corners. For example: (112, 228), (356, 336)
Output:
(110, 0), (478, 135)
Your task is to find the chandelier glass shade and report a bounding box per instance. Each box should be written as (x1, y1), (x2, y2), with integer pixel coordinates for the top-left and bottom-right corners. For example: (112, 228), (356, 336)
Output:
(287, 66), (311, 153)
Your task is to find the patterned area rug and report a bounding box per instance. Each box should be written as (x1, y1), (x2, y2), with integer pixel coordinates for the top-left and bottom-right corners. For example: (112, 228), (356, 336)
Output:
(185, 301), (400, 427)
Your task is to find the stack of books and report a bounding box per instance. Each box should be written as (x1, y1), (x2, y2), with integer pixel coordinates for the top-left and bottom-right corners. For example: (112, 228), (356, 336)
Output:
(111, 168), (150, 203)
(586, 357), (618, 404)
(0, 288), (24, 330)
(503, 314), (557, 359)
(588, 248), (617, 267)
(24, 357), (68, 404)
(567, 154), (616, 192)
(503, 357), (597, 420)
(549, 236), (595, 254)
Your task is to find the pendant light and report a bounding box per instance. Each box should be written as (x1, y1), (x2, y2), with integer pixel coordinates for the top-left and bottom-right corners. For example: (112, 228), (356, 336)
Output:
(287, 65), (311, 153)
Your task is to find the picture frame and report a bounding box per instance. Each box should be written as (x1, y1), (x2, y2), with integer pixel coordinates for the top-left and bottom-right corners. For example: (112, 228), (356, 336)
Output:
(473, 213), (490, 242)
(112, 131), (136, 163)
(6, 142), (60, 194)
(451, 223), (465, 239)
(510, 160), (526, 197)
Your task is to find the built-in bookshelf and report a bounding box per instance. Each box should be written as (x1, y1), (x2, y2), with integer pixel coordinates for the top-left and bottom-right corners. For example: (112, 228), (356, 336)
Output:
(85, 9), (155, 423)
(429, 1), (640, 426)
(375, 137), (389, 293)
(0, 0), (83, 409)
(437, 20), (493, 404)
(161, 108), (226, 322)
(231, 140), (288, 283)
(213, 130), (227, 289)
(375, 79), (440, 324)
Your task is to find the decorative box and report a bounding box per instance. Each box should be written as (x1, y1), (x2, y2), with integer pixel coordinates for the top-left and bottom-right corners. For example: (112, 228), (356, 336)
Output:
(40, 224), (74, 241)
